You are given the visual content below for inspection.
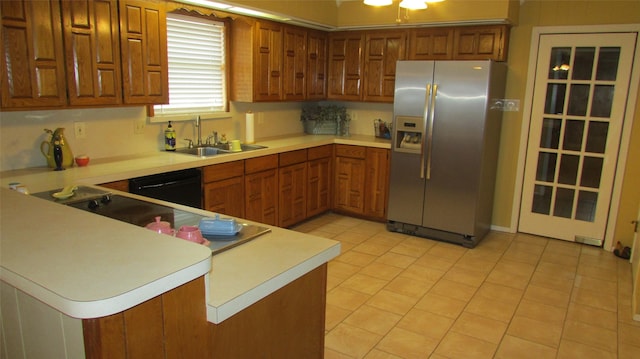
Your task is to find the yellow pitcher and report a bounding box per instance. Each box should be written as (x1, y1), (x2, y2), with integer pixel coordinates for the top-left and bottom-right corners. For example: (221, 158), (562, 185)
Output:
(41, 128), (74, 169)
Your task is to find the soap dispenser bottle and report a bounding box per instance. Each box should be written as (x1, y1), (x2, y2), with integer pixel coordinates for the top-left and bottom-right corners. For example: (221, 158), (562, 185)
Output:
(165, 121), (176, 151)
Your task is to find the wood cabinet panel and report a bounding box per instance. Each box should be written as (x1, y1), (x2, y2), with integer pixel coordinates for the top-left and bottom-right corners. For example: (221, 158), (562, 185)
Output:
(99, 180), (129, 193)
(363, 30), (406, 103)
(364, 148), (390, 219)
(62, 0), (122, 106)
(245, 154), (278, 174)
(254, 20), (283, 101)
(308, 144), (333, 161)
(279, 149), (307, 167)
(408, 27), (454, 60)
(335, 144), (366, 159)
(209, 264), (327, 359)
(334, 154), (365, 215)
(202, 160), (244, 183)
(453, 25), (509, 61)
(245, 168), (278, 226)
(306, 29), (327, 100)
(203, 161), (244, 218)
(327, 32), (364, 101)
(307, 156), (332, 218)
(83, 277), (209, 358)
(204, 176), (244, 218)
(1, 0), (67, 108)
(333, 145), (389, 221)
(283, 25), (306, 101)
(279, 162), (307, 227)
(119, 0), (168, 104)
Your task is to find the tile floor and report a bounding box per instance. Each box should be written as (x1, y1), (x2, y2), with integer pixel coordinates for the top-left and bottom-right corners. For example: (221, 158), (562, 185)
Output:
(291, 213), (640, 359)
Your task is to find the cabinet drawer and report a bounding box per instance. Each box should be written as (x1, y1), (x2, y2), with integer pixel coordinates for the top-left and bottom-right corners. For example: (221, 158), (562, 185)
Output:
(203, 161), (244, 183)
(245, 154), (279, 174)
(279, 149), (307, 167)
(308, 144), (333, 160)
(335, 144), (365, 159)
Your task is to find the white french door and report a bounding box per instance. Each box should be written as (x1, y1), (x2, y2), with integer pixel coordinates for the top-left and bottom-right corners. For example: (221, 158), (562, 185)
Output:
(519, 32), (637, 243)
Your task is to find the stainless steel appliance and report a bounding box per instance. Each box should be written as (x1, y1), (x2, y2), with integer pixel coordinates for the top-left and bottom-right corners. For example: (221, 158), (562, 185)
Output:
(32, 186), (270, 255)
(387, 60), (506, 248)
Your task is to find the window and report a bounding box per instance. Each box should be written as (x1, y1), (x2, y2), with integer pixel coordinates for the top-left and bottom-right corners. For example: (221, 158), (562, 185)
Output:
(154, 13), (227, 116)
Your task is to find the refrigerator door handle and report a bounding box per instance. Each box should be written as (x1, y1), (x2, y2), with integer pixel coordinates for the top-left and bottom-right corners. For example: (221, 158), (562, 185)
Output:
(420, 83), (432, 179)
(425, 84), (438, 180)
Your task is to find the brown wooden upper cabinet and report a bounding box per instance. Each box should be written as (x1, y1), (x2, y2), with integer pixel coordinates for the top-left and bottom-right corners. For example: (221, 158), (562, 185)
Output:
(327, 31), (364, 101)
(452, 25), (509, 61)
(1, 0), (67, 108)
(63, 0), (123, 106)
(407, 27), (455, 60)
(232, 18), (326, 102)
(328, 30), (406, 103)
(119, 0), (169, 104)
(363, 30), (406, 103)
(1, 0), (168, 110)
(306, 29), (327, 100)
(283, 25), (307, 101)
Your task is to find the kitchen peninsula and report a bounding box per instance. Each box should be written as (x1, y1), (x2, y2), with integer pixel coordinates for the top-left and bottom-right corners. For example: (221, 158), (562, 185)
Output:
(0, 134), (387, 358)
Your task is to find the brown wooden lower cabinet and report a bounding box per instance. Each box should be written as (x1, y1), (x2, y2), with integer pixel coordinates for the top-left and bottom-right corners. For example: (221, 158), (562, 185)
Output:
(203, 161), (245, 217)
(83, 277), (210, 358)
(82, 264), (327, 358)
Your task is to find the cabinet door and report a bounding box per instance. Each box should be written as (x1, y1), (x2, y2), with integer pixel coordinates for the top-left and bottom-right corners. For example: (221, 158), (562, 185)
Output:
(363, 31), (406, 103)
(408, 27), (454, 60)
(1, 0), (67, 108)
(334, 155), (365, 215)
(282, 25), (306, 101)
(327, 32), (363, 101)
(254, 20), (282, 101)
(62, 0), (122, 106)
(119, 0), (168, 104)
(307, 156), (332, 218)
(306, 29), (327, 100)
(364, 148), (390, 219)
(245, 169), (278, 226)
(279, 162), (307, 227)
(453, 25), (509, 61)
(204, 177), (244, 218)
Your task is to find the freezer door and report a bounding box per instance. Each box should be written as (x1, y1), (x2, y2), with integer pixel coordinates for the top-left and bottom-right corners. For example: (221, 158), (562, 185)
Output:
(422, 61), (494, 236)
(387, 61), (434, 226)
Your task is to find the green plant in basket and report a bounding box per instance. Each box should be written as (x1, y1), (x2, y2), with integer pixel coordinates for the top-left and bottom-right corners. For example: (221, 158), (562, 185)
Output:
(301, 104), (350, 135)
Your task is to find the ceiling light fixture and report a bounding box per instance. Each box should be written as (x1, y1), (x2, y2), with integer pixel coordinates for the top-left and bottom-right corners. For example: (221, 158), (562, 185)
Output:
(364, 0), (393, 6)
(399, 0), (427, 10)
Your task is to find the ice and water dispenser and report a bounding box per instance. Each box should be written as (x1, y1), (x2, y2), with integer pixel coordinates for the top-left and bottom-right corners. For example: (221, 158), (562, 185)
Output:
(393, 116), (424, 154)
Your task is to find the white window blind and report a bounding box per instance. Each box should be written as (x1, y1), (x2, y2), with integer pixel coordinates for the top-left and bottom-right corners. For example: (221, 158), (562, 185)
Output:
(154, 14), (226, 116)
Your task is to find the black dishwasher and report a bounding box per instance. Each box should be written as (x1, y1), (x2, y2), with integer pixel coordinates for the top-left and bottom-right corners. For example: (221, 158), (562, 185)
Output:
(129, 168), (202, 208)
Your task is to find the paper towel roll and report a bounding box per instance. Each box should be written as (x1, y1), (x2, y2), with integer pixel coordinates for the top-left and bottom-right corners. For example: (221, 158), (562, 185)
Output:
(245, 112), (254, 144)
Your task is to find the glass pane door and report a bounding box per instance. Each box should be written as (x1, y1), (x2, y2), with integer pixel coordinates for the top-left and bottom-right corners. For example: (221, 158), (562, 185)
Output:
(519, 33), (636, 243)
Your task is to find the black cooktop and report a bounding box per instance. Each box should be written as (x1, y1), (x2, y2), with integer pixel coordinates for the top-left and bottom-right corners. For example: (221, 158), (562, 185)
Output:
(32, 186), (270, 255)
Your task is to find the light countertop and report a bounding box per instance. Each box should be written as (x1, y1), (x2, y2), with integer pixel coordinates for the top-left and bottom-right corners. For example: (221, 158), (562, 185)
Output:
(0, 134), (364, 322)
(0, 134), (391, 192)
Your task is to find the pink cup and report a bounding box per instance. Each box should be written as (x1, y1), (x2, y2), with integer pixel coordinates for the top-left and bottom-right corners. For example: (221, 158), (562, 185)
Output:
(176, 225), (204, 244)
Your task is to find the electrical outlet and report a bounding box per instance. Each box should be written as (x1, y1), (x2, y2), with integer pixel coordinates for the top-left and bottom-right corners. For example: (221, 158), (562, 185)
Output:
(134, 118), (146, 134)
(74, 122), (87, 139)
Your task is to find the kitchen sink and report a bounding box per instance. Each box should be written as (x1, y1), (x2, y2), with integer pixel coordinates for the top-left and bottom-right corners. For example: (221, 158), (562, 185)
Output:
(210, 143), (268, 152)
(175, 144), (268, 157)
(175, 146), (230, 157)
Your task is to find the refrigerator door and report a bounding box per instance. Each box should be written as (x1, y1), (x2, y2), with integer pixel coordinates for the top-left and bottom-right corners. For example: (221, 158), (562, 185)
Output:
(387, 61), (434, 226)
(422, 61), (493, 235)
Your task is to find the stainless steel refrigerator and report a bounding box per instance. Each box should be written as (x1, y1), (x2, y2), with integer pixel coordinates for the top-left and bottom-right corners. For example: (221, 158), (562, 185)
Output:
(387, 60), (506, 248)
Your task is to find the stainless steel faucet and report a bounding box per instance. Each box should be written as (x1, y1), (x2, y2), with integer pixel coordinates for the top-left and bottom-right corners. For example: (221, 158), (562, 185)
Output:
(206, 131), (218, 145)
(195, 115), (202, 146)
